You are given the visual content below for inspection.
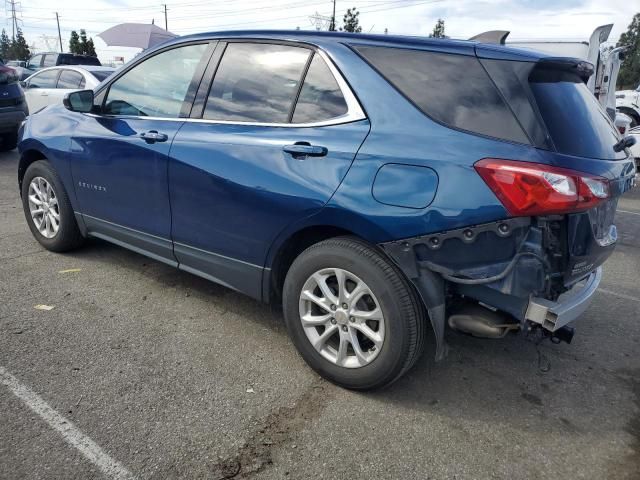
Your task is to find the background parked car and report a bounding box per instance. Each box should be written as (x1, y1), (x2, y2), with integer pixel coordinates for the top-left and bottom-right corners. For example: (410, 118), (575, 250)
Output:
(5, 60), (26, 68)
(0, 60), (27, 151)
(22, 66), (115, 112)
(615, 111), (632, 136)
(628, 125), (640, 170)
(18, 52), (102, 80)
(616, 84), (640, 127)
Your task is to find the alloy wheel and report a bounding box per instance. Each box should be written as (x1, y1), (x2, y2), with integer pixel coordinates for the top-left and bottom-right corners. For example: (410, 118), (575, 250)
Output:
(27, 176), (60, 239)
(298, 267), (385, 368)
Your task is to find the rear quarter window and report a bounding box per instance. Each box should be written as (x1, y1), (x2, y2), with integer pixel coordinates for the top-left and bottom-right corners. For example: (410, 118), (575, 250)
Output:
(353, 45), (530, 145)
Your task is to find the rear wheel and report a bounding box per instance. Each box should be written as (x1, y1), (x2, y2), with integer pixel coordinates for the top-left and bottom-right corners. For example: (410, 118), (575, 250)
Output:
(21, 160), (85, 252)
(282, 237), (426, 390)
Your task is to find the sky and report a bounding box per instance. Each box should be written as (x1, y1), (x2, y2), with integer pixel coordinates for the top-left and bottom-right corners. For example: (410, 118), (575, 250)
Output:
(2, 0), (637, 63)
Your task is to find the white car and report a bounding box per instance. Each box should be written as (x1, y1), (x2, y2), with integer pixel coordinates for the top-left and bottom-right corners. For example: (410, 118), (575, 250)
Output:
(23, 66), (115, 113)
(616, 85), (640, 127)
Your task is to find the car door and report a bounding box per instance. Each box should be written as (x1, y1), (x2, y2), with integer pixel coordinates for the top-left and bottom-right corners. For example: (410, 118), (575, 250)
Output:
(24, 69), (60, 112)
(168, 42), (370, 299)
(69, 42), (213, 264)
(25, 54), (43, 76)
(53, 69), (86, 106)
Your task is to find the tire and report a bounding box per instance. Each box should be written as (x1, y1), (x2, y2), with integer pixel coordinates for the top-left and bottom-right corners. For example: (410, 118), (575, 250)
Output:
(21, 160), (85, 252)
(282, 236), (426, 390)
(0, 130), (18, 152)
(619, 108), (640, 128)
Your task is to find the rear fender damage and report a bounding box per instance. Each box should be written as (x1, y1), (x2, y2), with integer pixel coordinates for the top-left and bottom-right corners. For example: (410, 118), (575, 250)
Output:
(380, 217), (551, 359)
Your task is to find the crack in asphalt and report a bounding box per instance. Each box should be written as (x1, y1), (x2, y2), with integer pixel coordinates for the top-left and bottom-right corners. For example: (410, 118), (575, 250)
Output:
(616, 368), (640, 479)
(211, 381), (334, 479)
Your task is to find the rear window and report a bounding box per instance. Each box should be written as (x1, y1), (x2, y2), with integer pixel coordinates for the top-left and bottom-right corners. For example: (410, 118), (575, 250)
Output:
(59, 55), (101, 66)
(353, 45), (530, 145)
(529, 68), (623, 160)
(91, 70), (113, 82)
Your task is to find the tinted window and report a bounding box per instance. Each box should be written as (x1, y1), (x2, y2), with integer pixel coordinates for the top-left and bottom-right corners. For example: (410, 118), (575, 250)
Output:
(292, 54), (348, 123)
(28, 69), (59, 88)
(57, 70), (84, 89)
(42, 54), (56, 68)
(91, 70), (113, 82)
(354, 46), (529, 144)
(27, 55), (42, 70)
(529, 69), (623, 160)
(104, 43), (208, 117)
(60, 55), (101, 66)
(204, 43), (310, 123)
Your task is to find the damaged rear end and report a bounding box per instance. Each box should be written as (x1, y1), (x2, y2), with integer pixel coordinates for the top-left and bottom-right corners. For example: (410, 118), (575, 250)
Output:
(379, 47), (637, 358)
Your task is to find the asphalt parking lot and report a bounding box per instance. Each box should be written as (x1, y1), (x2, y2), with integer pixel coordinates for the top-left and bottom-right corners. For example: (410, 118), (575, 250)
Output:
(0, 149), (639, 480)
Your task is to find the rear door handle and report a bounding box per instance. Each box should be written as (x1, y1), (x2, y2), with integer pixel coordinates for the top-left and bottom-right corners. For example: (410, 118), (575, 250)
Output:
(139, 130), (168, 143)
(283, 143), (328, 159)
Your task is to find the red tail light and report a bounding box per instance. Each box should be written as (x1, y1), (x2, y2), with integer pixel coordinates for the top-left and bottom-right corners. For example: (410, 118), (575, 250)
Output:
(475, 158), (609, 216)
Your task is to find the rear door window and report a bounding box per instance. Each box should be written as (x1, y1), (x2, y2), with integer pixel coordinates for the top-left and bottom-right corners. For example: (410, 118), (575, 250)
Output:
(353, 45), (530, 145)
(28, 69), (59, 88)
(42, 54), (56, 68)
(57, 70), (84, 89)
(204, 43), (310, 123)
(26, 55), (42, 70)
(292, 54), (348, 123)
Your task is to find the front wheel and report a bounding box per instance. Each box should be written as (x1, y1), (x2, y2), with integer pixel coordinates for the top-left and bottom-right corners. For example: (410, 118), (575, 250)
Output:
(282, 237), (427, 390)
(21, 160), (85, 252)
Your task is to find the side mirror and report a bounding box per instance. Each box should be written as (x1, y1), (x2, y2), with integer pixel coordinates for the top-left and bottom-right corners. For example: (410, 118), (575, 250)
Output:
(20, 81), (27, 88)
(63, 90), (95, 113)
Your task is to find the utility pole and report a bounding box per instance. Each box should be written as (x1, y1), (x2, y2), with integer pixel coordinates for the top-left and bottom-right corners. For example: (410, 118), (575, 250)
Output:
(7, 0), (17, 39)
(55, 12), (63, 52)
(329, 0), (336, 31)
(163, 4), (168, 31)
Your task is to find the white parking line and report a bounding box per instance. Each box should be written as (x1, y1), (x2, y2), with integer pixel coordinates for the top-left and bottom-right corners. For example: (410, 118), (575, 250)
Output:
(0, 366), (135, 480)
(598, 288), (640, 304)
(618, 209), (640, 216)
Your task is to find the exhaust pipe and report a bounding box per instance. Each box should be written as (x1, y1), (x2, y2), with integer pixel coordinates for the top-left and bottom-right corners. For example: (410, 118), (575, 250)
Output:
(448, 303), (519, 338)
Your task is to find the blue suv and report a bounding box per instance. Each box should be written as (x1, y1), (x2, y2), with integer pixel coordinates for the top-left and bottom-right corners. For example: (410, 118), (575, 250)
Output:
(17, 31), (636, 389)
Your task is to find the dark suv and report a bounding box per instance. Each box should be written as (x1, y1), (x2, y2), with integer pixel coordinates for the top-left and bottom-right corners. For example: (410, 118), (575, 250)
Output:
(20, 52), (101, 80)
(17, 31), (637, 389)
(0, 61), (27, 150)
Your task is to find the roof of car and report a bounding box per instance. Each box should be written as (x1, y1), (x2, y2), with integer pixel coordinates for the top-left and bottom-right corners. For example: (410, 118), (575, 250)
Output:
(170, 29), (553, 61)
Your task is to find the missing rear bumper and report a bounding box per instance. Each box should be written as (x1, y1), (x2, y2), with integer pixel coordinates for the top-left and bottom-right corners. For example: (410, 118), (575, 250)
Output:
(525, 267), (602, 332)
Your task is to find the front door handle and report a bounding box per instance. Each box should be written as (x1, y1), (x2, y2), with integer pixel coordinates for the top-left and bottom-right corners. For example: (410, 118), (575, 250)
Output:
(139, 130), (168, 143)
(283, 142), (328, 159)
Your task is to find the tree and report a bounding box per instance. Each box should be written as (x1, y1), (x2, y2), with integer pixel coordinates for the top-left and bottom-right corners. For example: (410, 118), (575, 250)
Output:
(617, 13), (640, 89)
(69, 30), (80, 54)
(429, 18), (446, 38)
(76, 29), (98, 57)
(340, 7), (362, 33)
(0, 29), (10, 60)
(9, 28), (30, 61)
(84, 37), (96, 57)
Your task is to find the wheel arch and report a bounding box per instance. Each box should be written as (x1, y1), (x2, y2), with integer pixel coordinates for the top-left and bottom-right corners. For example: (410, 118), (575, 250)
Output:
(263, 208), (420, 305)
(618, 106), (640, 126)
(18, 148), (48, 192)
(266, 224), (356, 304)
